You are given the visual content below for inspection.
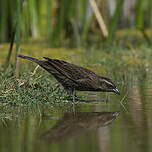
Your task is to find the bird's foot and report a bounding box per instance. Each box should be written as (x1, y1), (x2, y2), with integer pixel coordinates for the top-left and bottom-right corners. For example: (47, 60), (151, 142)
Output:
(67, 95), (97, 103)
(66, 95), (79, 103)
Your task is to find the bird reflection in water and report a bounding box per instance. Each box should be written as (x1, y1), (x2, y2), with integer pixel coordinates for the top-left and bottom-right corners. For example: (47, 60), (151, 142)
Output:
(41, 111), (120, 143)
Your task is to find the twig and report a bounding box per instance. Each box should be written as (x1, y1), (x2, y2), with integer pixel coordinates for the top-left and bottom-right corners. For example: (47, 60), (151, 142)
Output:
(15, 46), (21, 78)
(89, 0), (108, 37)
(120, 92), (128, 112)
(31, 65), (40, 76)
(4, 27), (16, 70)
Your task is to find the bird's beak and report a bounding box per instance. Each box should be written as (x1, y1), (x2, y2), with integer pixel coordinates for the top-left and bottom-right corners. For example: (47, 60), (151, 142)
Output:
(113, 88), (120, 95)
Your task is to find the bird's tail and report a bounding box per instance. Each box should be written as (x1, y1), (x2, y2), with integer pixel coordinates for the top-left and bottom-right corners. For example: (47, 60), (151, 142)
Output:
(18, 54), (41, 64)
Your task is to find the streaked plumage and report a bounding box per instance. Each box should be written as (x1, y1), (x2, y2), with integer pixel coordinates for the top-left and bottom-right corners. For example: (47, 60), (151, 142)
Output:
(18, 55), (120, 95)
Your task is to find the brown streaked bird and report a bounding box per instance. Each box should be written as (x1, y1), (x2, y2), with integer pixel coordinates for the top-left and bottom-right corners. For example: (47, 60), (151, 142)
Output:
(18, 55), (120, 96)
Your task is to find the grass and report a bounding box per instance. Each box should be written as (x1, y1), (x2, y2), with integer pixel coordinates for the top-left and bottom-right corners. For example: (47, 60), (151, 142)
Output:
(0, 67), (71, 107)
(0, 66), (78, 121)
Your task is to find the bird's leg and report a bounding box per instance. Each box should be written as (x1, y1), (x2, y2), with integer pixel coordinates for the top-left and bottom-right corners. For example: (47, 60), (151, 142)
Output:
(71, 90), (76, 113)
(73, 91), (80, 104)
(66, 89), (76, 99)
(64, 89), (76, 112)
(72, 90), (76, 102)
(65, 89), (79, 106)
(71, 90), (79, 103)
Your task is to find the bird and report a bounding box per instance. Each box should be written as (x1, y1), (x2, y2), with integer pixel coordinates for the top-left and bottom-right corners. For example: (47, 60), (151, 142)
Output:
(18, 55), (120, 97)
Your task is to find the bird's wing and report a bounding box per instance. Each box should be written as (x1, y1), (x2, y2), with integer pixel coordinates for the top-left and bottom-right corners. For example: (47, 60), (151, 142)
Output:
(43, 57), (97, 80)
(37, 60), (77, 86)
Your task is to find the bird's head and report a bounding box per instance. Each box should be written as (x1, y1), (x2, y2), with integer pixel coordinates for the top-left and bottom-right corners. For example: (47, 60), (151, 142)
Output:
(99, 76), (120, 95)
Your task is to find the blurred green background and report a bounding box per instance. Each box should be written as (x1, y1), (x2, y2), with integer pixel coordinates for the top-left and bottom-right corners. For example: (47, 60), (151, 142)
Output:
(0, 0), (151, 47)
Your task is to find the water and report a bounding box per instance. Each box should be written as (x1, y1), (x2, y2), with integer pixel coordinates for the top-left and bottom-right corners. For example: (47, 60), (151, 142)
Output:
(0, 104), (121, 152)
(0, 90), (151, 152)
